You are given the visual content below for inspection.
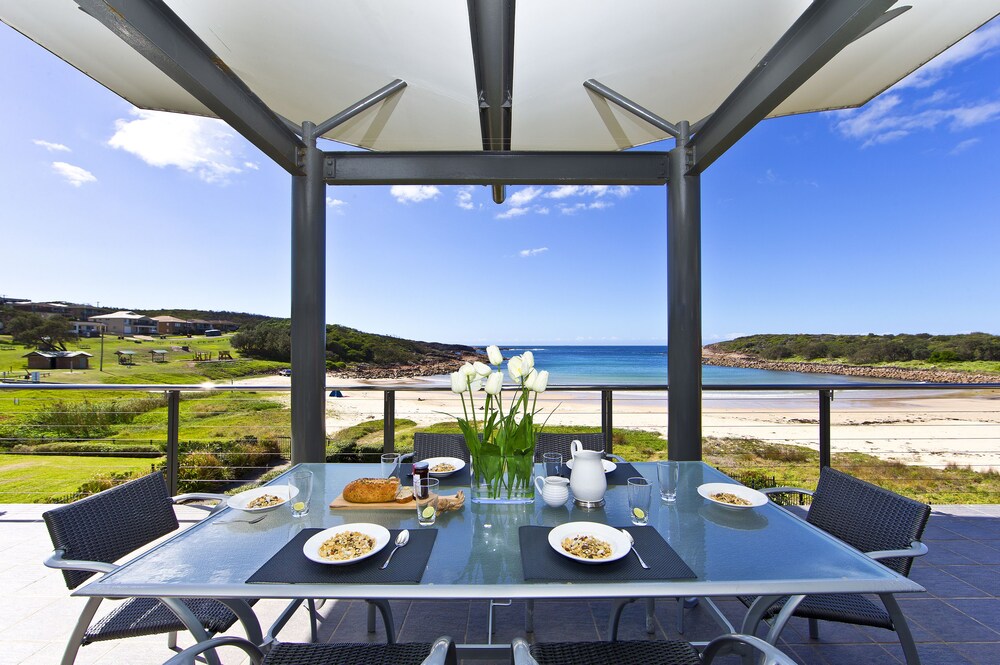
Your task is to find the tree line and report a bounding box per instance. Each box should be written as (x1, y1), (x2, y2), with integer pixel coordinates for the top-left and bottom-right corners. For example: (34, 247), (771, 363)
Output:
(710, 333), (1000, 364)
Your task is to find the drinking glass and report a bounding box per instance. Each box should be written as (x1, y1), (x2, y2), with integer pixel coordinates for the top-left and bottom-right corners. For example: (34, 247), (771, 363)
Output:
(289, 469), (312, 517)
(381, 453), (401, 478)
(415, 477), (439, 526)
(542, 452), (562, 477)
(657, 461), (679, 503)
(627, 477), (651, 525)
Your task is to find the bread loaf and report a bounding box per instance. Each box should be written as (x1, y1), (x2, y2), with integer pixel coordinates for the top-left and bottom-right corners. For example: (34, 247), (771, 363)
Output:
(394, 486), (414, 504)
(342, 477), (400, 503)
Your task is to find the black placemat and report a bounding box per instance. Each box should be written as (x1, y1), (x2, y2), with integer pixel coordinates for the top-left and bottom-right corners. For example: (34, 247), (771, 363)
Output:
(518, 525), (695, 582)
(396, 463), (472, 486)
(247, 528), (436, 585)
(557, 461), (642, 486)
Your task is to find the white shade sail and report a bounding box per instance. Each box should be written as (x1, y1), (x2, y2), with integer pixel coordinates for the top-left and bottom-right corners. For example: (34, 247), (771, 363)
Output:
(2, 0), (997, 152)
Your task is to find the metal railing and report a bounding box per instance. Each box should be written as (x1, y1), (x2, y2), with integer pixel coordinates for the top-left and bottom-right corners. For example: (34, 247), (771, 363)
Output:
(2, 381), (998, 502)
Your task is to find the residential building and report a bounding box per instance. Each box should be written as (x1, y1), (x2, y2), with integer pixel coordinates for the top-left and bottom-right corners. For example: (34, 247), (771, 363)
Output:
(88, 311), (156, 336)
(150, 315), (192, 335)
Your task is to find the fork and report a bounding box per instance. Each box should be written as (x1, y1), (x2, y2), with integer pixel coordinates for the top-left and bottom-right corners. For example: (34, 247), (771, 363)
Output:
(212, 515), (266, 525)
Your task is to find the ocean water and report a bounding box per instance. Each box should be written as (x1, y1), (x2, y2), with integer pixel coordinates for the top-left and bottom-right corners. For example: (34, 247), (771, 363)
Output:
(496, 345), (891, 387)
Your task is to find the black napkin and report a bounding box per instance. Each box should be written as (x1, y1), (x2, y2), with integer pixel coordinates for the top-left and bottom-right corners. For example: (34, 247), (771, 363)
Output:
(519, 525), (695, 582)
(247, 528), (436, 584)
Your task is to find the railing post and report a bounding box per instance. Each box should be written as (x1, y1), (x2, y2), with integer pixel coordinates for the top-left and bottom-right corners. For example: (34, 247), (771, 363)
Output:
(819, 389), (832, 470)
(383, 390), (395, 453)
(601, 389), (614, 455)
(166, 390), (180, 495)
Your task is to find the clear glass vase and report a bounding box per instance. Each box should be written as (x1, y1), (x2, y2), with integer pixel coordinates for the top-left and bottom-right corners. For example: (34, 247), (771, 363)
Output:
(470, 448), (536, 504)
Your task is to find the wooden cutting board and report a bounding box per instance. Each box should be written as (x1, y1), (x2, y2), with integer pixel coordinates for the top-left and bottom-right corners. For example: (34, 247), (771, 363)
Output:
(329, 494), (415, 510)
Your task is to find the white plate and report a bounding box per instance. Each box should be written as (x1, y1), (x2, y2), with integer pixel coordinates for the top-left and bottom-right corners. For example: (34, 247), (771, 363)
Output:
(548, 522), (630, 564)
(565, 458), (617, 474)
(697, 483), (767, 510)
(422, 457), (466, 477)
(227, 485), (299, 513)
(303, 523), (392, 565)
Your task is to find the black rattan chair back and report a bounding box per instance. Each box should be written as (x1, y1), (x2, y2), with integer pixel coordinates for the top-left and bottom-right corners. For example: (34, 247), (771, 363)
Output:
(534, 432), (603, 463)
(44, 472), (179, 589)
(413, 433), (471, 463)
(807, 467), (930, 576)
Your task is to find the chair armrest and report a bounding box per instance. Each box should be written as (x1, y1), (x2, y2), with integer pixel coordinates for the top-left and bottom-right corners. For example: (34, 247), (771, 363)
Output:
(867, 541), (928, 561)
(399, 452), (414, 463)
(511, 637), (539, 665)
(702, 633), (796, 665)
(607, 454), (626, 463)
(44, 549), (117, 575)
(421, 635), (458, 665)
(161, 636), (264, 665)
(761, 486), (814, 497)
(172, 493), (228, 513)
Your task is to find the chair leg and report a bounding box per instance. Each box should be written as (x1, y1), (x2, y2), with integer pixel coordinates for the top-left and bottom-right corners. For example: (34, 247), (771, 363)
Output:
(881, 594), (922, 665)
(367, 601), (376, 633)
(525, 599), (534, 633)
(808, 618), (820, 640)
(61, 597), (103, 665)
(307, 599), (318, 643)
(167, 630), (178, 650)
(645, 598), (656, 634)
(676, 597), (685, 634)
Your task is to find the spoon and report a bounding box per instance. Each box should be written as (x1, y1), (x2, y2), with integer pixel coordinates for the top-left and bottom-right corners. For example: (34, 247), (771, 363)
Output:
(381, 529), (410, 569)
(621, 529), (649, 569)
(212, 514), (266, 525)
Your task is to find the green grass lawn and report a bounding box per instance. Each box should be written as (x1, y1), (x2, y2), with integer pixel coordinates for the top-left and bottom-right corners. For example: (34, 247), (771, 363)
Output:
(0, 453), (163, 503)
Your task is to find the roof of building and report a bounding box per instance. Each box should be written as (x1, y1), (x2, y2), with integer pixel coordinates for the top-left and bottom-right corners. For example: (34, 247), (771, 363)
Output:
(89, 310), (151, 320)
(150, 315), (190, 323)
(115, 350), (137, 355)
(22, 351), (93, 358)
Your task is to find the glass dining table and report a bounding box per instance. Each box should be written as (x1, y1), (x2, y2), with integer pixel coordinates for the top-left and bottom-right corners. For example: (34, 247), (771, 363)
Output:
(75, 461), (924, 651)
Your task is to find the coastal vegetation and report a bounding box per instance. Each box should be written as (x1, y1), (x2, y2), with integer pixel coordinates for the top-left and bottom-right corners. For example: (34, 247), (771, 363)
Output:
(710, 333), (1000, 369)
(231, 319), (478, 373)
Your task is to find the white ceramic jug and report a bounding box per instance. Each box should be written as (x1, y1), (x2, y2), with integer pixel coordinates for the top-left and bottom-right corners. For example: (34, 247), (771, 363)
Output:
(569, 440), (607, 507)
(534, 475), (570, 507)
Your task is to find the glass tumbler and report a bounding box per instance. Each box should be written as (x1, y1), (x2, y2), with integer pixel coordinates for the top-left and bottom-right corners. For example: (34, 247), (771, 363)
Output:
(415, 477), (439, 526)
(381, 453), (401, 478)
(627, 477), (651, 525)
(542, 452), (562, 477)
(657, 461), (679, 503)
(289, 469), (312, 517)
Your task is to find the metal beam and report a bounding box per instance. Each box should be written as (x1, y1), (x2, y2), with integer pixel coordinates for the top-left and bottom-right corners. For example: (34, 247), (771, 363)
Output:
(689, 0), (895, 174)
(75, 0), (304, 174)
(667, 126), (702, 461)
(467, 0), (515, 152)
(290, 122), (327, 463)
(323, 151), (668, 186)
(583, 79), (680, 138)
(313, 79), (407, 138)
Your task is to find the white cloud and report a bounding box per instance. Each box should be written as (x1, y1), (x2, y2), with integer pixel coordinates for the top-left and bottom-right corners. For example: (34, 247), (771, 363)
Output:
(543, 185), (635, 199)
(951, 138), (981, 155)
(545, 185), (581, 199)
(456, 186), (475, 210)
(495, 206), (531, 220)
(519, 247), (548, 258)
(243, 161), (259, 170)
(535, 207), (550, 215)
(108, 108), (250, 184)
(390, 185), (440, 203)
(558, 200), (614, 215)
(33, 139), (70, 152)
(51, 161), (96, 187)
(326, 197), (347, 213)
(834, 93), (1000, 147)
(508, 186), (543, 206)
(895, 22), (1000, 90)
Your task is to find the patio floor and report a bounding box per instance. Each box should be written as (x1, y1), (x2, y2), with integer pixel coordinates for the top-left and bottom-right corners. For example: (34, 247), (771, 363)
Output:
(1, 503), (997, 665)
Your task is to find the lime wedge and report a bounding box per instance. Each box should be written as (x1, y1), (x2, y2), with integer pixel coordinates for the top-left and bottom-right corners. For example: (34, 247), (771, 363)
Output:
(292, 501), (306, 511)
(421, 506), (435, 519)
(632, 507), (646, 520)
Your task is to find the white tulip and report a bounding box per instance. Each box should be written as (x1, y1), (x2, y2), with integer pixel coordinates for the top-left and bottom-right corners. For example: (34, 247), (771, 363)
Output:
(487, 345), (503, 365)
(484, 371), (503, 395)
(460, 362), (476, 378)
(508, 355), (523, 379)
(523, 368), (538, 391)
(450, 372), (467, 394)
(473, 361), (491, 376)
(522, 351), (535, 371)
(532, 370), (549, 393)
(471, 378), (484, 392)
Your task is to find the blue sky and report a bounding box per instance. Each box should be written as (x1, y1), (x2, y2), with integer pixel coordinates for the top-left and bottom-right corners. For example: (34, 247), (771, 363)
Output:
(1, 19), (998, 346)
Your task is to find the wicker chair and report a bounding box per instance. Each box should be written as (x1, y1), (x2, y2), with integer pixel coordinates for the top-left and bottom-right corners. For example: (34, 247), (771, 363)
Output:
(737, 467), (931, 665)
(534, 432), (625, 463)
(43, 472), (268, 665)
(512, 633), (795, 665)
(401, 432), (472, 463)
(161, 635), (458, 665)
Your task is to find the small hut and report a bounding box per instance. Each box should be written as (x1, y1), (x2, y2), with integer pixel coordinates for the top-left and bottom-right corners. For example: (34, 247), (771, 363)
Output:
(23, 351), (92, 370)
(115, 350), (137, 366)
(150, 349), (168, 363)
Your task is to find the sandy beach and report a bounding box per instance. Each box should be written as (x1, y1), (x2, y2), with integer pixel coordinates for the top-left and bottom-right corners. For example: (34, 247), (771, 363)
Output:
(237, 375), (1000, 472)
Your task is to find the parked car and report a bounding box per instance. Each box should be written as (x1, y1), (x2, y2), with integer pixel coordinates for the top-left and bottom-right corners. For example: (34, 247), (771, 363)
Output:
(204, 329), (222, 337)
(278, 368), (291, 376)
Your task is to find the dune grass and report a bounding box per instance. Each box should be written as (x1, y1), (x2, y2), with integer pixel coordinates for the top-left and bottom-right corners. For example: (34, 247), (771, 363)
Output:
(0, 453), (162, 503)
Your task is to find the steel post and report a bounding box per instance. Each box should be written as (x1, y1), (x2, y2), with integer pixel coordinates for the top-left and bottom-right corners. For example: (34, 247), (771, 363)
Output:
(290, 122), (327, 463)
(819, 389), (832, 469)
(384, 391), (396, 453)
(166, 390), (180, 495)
(601, 389), (614, 455)
(667, 124), (703, 461)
